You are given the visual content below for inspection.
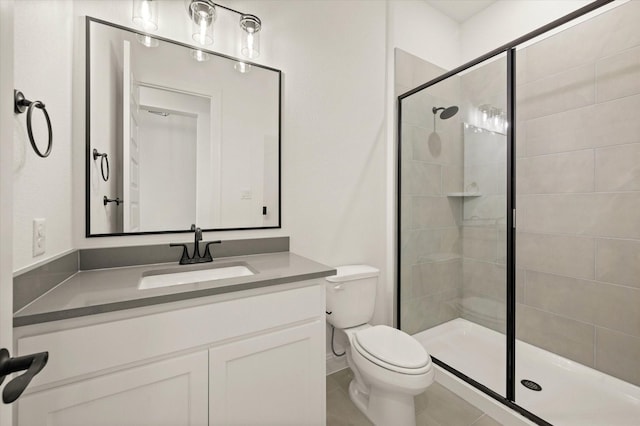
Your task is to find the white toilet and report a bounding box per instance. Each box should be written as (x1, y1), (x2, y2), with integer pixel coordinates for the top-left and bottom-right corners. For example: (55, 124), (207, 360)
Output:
(326, 265), (434, 426)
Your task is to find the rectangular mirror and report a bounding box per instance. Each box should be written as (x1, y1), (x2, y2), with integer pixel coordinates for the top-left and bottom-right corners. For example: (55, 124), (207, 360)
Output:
(86, 17), (281, 236)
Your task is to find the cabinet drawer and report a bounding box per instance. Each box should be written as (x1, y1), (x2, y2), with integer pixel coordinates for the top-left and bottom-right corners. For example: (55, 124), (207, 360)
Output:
(17, 282), (324, 389)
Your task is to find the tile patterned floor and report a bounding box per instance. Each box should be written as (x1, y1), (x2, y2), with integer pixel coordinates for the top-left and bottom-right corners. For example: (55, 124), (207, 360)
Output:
(327, 368), (503, 426)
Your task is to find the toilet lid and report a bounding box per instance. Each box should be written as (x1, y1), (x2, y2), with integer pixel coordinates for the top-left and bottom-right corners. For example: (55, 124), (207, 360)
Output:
(354, 325), (429, 370)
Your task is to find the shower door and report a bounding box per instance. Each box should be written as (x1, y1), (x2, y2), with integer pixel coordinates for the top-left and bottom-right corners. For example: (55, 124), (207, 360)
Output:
(398, 52), (509, 399)
(514, 1), (640, 423)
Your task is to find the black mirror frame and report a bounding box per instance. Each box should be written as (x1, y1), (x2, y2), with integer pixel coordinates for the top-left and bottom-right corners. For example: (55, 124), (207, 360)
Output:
(85, 16), (282, 237)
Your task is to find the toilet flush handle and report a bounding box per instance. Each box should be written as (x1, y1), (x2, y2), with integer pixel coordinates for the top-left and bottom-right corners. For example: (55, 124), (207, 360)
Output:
(333, 284), (344, 291)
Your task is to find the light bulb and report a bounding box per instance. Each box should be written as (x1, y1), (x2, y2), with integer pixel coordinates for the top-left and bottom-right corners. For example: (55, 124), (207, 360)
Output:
(198, 17), (208, 44)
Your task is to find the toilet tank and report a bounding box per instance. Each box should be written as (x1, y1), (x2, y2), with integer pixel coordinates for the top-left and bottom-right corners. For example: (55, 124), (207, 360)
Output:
(325, 265), (379, 329)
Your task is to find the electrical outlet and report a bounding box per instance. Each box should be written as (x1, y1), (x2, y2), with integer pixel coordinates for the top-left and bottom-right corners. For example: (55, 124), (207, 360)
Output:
(33, 218), (46, 257)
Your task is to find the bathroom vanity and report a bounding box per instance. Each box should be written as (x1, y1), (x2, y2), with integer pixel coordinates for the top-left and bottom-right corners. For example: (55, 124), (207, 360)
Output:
(13, 251), (333, 426)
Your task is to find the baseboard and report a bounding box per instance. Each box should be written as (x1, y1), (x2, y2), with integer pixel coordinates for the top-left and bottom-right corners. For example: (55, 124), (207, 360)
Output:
(326, 352), (348, 375)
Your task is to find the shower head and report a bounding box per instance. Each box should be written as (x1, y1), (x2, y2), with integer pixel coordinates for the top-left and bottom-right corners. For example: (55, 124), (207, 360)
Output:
(432, 106), (459, 120)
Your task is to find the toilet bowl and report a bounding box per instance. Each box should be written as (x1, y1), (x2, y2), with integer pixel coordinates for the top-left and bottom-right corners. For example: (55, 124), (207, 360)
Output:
(326, 265), (434, 426)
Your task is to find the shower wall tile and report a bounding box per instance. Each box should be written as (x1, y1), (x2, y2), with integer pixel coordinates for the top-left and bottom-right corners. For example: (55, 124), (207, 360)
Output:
(401, 91), (432, 128)
(595, 143), (640, 192)
(516, 304), (595, 367)
(412, 196), (461, 229)
(401, 229), (441, 265)
(462, 194), (506, 223)
(522, 0), (640, 84)
(401, 161), (442, 195)
(395, 84), (411, 98)
(464, 163), (505, 196)
(520, 193), (640, 239)
(596, 45), (640, 102)
(410, 65), (460, 103)
(596, 238), (640, 289)
(400, 261), (413, 303)
(516, 268), (525, 304)
(515, 120), (527, 158)
(462, 259), (506, 302)
(397, 49), (463, 336)
(517, 150), (594, 194)
(516, 232), (594, 280)
(462, 225), (498, 262)
(496, 229), (507, 265)
(460, 55), (507, 111)
(400, 122), (414, 163)
(523, 93), (640, 156)
(411, 126), (462, 165)
(412, 259), (462, 298)
(440, 227), (462, 255)
(395, 48), (414, 89)
(525, 271), (640, 338)
(595, 327), (640, 387)
(518, 63), (594, 120)
(443, 165), (463, 194)
(400, 195), (412, 231)
(514, 1), (640, 385)
(400, 289), (461, 336)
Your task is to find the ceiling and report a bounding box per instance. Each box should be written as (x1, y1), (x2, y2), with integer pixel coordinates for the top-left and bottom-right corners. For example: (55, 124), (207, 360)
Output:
(425, 0), (497, 23)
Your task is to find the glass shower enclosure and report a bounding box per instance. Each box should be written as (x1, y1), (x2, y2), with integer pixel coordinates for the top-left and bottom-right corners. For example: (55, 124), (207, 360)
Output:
(397, 1), (640, 424)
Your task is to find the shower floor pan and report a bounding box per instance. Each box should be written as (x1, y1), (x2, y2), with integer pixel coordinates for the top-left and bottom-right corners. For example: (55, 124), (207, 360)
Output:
(414, 319), (640, 426)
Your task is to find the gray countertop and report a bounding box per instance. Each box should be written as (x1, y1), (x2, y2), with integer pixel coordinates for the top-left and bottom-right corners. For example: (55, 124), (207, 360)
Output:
(14, 252), (335, 327)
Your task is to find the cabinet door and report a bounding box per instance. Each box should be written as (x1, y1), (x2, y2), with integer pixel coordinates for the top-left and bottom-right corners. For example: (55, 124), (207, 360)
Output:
(17, 350), (208, 426)
(209, 320), (326, 426)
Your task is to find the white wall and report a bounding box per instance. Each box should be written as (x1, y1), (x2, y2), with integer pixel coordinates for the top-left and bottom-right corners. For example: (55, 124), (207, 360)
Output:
(89, 24), (125, 235)
(0, 1), (15, 423)
(388, 0), (461, 71)
(13, 0), (74, 271)
(461, 0), (605, 63)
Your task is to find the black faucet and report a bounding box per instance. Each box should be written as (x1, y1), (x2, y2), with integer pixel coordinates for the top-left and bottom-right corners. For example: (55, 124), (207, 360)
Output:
(170, 224), (221, 265)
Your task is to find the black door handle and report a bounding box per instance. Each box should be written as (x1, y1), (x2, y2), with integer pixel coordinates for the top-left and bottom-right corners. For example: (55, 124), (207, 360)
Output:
(0, 348), (49, 403)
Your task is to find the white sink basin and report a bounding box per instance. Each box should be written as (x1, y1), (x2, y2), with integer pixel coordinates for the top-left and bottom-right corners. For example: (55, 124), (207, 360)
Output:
(138, 265), (254, 290)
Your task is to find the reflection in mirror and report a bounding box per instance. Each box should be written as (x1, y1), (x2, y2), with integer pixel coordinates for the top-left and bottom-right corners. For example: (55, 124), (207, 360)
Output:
(86, 18), (280, 236)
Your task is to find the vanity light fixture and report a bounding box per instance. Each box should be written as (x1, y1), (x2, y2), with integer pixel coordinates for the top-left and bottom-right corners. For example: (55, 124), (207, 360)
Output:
(132, 0), (158, 32)
(184, 0), (263, 59)
(189, 0), (215, 46)
(239, 14), (261, 59)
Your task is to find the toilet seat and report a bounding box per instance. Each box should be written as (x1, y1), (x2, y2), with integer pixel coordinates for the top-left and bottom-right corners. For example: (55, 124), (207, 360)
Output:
(353, 325), (432, 375)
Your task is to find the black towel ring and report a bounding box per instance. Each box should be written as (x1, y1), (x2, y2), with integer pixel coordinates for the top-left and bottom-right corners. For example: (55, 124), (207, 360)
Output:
(14, 90), (53, 158)
(93, 149), (110, 181)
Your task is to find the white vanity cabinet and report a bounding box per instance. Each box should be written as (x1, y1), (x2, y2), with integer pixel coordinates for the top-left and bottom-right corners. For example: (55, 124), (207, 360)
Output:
(14, 281), (326, 426)
(17, 350), (209, 426)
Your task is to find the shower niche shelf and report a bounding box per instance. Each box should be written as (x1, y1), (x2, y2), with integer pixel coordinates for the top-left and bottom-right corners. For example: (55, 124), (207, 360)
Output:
(446, 192), (482, 197)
